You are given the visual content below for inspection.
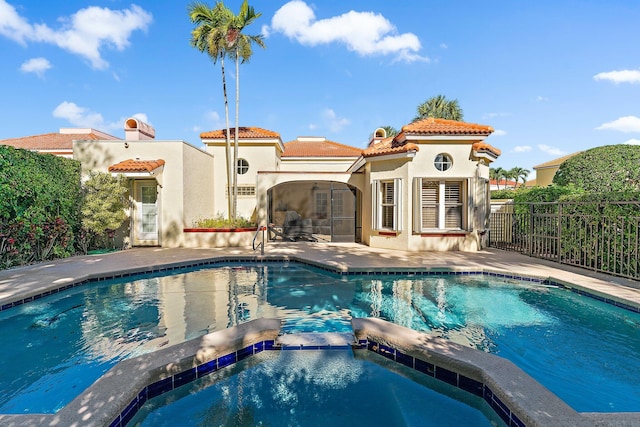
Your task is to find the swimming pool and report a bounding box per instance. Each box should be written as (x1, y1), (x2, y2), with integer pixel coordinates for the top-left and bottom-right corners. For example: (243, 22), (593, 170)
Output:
(127, 349), (502, 426)
(0, 262), (638, 413)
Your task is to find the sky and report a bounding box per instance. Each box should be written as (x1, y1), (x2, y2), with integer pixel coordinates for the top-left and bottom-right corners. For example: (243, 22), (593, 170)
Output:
(1, 0), (640, 179)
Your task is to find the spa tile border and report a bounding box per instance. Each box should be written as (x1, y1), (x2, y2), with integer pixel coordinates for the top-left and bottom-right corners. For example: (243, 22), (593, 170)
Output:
(363, 338), (524, 427)
(2, 256), (638, 315)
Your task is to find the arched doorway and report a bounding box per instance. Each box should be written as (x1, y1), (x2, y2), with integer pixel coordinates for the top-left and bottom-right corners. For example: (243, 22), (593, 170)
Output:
(267, 181), (360, 242)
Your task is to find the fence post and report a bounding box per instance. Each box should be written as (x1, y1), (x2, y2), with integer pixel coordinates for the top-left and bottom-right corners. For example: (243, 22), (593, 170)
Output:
(557, 202), (562, 263)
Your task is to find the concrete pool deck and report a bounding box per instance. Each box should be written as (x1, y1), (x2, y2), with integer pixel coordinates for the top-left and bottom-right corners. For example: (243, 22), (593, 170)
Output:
(1, 243), (640, 311)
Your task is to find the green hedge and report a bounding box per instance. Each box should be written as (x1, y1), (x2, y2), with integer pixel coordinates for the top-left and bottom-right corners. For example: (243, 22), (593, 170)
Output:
(0, 146), (82, 269)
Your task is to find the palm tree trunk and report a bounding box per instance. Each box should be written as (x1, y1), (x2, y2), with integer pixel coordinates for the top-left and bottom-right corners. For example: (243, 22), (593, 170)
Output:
(232, 48), (240, 219)
(221, 56), (233, 221)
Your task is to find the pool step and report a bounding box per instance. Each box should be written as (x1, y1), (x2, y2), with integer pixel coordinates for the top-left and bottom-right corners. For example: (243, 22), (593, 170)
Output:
(276, 332), (356, 349)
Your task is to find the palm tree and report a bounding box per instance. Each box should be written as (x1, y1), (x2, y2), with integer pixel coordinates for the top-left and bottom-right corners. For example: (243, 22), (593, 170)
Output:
(226, 0), (265, 219)
(189, 1), (234, 220)
(490, 167), (507, 189)
(413, 95), (464, 122)
(509, 166), (530, 187)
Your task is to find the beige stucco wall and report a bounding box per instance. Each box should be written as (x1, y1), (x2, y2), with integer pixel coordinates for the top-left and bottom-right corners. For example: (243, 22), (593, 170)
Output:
(73, 139), (215, 248)
(534, 166), (557, 187)
(280, 158), (359, 172)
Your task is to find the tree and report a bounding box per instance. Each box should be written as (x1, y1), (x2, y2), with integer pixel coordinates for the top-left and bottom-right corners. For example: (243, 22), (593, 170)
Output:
(509, 166), (530, 187)
(227, 0), (265, 219)
(553, 145), (640, 193)
(490, 167), (507, 189)
(189, 1), (234, 221)
(413, 94), (463, 122)
(80, 172), (128, 251)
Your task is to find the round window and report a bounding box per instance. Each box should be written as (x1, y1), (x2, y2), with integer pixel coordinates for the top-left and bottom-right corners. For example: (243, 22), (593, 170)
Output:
(237, 158), (249, 175)
(434, 153), (453, 171)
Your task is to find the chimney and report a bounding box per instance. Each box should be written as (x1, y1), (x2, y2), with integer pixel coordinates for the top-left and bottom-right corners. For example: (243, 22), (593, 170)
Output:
(124, 118), (155, 141)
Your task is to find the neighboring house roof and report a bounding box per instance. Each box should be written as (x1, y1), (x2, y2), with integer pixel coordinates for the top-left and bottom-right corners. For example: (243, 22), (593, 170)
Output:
(471, 141), (501, 157)
(108, 159), (165, 173)
(401, 117), (494, 136)
(533, 151), (582, 169)
(363, 137), (419, 158)
(0, 129), (118, 151)
(524, 178), (537, 187)
(200, 127), (280, 139)
(282, 137), (362, 158)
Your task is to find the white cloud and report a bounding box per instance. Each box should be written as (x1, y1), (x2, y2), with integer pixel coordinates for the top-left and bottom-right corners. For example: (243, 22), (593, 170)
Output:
(20, 57), (51, 77)
(0, 1), (152, 69)
(594, 69), (640, 84)
(52, 101), (104, 128)
(513, 145), (532, 153)
(323, 108), (350, 132)
(538, 144), (566, 156)
(596, 116), (640, 133)
(265, 1), (428, 63)
(483, 112), (510, 119)
(308, 123), (318, 130)
(623, 138), (640, 145)
(492, 129), (507, 136)
(439, 43), (448, 49)
(535, 95), (548, 102)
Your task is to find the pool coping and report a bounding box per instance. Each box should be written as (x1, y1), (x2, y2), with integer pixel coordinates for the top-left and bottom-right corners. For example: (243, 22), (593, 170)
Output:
(1, 317), (636, 427)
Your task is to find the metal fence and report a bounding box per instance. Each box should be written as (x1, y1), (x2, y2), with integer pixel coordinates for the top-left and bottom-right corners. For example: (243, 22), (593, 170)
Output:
(489, 201), (640, 280)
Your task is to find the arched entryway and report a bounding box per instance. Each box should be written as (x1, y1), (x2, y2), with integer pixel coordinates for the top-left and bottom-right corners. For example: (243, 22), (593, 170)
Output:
(267, 181), (360, 242)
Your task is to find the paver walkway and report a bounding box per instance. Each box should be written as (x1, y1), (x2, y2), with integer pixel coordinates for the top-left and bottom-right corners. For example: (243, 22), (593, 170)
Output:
(1, 243), (639, 310)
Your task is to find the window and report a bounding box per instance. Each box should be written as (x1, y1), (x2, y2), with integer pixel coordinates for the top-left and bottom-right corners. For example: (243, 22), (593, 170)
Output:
(315, 191), (328, 218)
(225, 185), (255, 197)
(373, 179), (401, 231)
(414, 179), (464, 231)
(434, 153), (453, 171)
(236, 158), (249, 175)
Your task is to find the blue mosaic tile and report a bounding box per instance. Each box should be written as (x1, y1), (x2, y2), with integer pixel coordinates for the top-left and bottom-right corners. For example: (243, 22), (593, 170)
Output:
(174, 367), (197, 388)
(217, 352), (237, 368)
(137, 388), (148, 408)
(395, 350), (414, 368)
(414, 358), (435, 377)
(435, 366), (458, 387)
(264, 340), (278, 350)
(121, 397), (139, 426)
(484, 386), (494, 406)
(237, 345), (254, 361)
(108, 416), (121, 427)
(377, 343), (396, 360)
(510, 413), (526, 427)
(147, 377), (173, 399)
(254, 341), (264, 353)
(459, 375), (484, 397)
(492, 396), (511, 425)
(282, 345), (302, 350)
(196, 359), (218, 378)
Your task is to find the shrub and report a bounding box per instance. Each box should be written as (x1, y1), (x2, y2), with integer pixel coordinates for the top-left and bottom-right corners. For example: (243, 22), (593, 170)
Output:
(0, 146), (81, 268)
(193, 213), (255, 228)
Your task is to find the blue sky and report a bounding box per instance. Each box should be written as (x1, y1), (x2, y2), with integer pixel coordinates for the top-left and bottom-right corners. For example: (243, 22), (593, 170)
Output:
(1, 0), (639, 178)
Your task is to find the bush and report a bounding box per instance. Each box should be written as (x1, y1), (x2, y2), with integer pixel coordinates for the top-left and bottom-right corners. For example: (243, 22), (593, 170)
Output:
(80, 172), (129, 252)
(193, 213), (255, 228)
(0, 146), (81, 268)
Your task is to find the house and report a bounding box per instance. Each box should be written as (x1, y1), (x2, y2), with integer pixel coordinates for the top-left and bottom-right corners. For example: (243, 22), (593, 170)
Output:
(3, 116), (501, 251)
(531, 152), (582, 187)
(0, 127), (119, 158)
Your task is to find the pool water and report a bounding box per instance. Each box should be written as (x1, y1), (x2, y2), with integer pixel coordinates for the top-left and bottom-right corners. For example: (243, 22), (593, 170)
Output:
(0, 262), (639, 413)
(127, 349), (501, 427)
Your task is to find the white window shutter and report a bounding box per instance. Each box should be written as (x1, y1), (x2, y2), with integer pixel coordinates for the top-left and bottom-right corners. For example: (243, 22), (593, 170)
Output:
(394, 178), (402, 231)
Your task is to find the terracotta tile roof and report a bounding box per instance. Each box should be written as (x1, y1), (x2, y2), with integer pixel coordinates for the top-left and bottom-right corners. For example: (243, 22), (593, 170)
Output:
(363, 137), (419, 158)
(533, 152), (581, 169)
(0, 132), (111, 150)
(402, 117), (494, 136)
(200, 127), (280, 139)
(108, 159), (165, 173)
(472, 141), (502, 157)
(282, 138), (362, 157)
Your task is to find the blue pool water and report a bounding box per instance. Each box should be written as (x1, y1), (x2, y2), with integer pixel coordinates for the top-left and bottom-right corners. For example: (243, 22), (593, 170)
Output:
(0, 262), (639, 413)
(127, 349), (500, 427)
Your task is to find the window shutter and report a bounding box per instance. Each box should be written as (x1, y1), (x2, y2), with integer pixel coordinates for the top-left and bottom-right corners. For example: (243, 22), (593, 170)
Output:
(413, 178), (421, 232)
(421, 180), (438, 229)
(394, 178), (402, 231)
(444, 182), (462, 229)
(372, 181), (379, 230)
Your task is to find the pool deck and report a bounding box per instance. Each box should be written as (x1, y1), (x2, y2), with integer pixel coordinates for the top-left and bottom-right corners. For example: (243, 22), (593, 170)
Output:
(2, 243), (640, 311)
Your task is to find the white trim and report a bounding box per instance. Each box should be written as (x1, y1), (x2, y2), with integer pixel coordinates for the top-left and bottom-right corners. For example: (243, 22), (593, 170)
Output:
(407, 135), (489, 141)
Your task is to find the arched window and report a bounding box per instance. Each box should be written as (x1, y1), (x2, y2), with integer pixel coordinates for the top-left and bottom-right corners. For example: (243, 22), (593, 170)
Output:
(236, 158), (249, 175)
(434, 153), (453, 171)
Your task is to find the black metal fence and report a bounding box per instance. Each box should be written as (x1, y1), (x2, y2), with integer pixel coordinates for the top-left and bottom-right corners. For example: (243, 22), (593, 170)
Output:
(489, 201), (640, 280)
